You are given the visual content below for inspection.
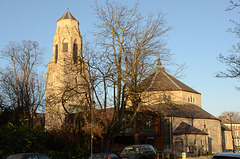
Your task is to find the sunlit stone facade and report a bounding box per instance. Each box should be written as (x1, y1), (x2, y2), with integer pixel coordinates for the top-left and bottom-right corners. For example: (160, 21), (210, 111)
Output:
(45, 11), (88, 130)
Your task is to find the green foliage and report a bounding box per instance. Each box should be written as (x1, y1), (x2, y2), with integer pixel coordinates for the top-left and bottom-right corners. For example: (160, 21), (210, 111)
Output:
(0, 125), (47, 159)
(45, 129), (90, 159)
(0, 124), (90, 159)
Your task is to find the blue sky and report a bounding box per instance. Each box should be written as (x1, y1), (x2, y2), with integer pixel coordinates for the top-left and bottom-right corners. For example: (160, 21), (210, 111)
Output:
(0, 0), (239, 117)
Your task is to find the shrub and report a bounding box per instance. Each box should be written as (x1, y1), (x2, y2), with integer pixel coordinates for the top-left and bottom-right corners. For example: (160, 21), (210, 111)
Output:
(0, 124), (90, 159)
(0, 125), (47, 159)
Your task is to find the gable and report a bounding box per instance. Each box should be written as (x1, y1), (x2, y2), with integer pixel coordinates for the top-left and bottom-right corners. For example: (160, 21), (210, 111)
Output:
(173, 122), (208, 135)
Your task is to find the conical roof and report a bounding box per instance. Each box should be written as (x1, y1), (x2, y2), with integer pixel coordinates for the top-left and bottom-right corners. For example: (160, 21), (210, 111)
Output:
(139, 61), (200, 94)
(57, 11), (77, 21)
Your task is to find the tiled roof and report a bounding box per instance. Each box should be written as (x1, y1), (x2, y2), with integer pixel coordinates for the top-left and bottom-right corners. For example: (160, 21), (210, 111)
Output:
(173, 122), (208, 135)
(139, 65), (200, 94)
(57, 11), (77, 21)
(148, 103), (218, 120)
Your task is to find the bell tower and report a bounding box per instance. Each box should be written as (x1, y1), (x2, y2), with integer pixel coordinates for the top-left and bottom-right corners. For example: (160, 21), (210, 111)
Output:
(45, 11), (88, 130)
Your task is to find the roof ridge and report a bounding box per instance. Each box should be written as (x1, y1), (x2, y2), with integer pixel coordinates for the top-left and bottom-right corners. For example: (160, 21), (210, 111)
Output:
(147, 70), (159, 90)
(162, 71), (182, 90)
(164, 71), (200, 94)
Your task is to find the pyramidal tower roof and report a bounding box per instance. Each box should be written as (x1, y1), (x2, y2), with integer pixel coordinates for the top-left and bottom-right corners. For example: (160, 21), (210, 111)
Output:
(57, 11), (77, 21)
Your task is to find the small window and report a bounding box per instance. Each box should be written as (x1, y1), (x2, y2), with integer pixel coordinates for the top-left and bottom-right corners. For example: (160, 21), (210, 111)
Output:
(62, 43), (68, 52)
(188, 96), (196, 103)
(73, 43), (78, 64)
(146, 120), (151, 129)
(55, 44), (58, 64)
(161, 94), (172, 101)
(145, 118), (154, 129)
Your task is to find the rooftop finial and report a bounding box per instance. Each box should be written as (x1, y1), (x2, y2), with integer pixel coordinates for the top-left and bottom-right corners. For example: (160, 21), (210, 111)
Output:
(156, 56), (164, 71)
(157, 57), (162, 66)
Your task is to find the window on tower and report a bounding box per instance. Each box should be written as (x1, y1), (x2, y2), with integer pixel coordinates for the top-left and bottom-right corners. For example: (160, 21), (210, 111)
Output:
(73, 43), (77, 64)
(55, 44), (58, 64)
(62, 43), (68, 52)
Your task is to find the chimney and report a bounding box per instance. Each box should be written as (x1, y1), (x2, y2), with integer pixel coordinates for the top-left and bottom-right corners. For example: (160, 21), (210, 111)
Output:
(219, 115), (228, 121)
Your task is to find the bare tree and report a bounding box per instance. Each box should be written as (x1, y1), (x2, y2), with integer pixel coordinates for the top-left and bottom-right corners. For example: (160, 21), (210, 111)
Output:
(221, 111), (240, 122)
(217, 0), (240, 89)
(0, 40), (45, 126)
(87, 0), (172, 144)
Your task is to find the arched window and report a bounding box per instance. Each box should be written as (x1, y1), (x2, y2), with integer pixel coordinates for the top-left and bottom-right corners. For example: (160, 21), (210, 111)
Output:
(62, 39), (68, 52)
(174, 137), (183, 146)
(188, 95), (196, 103)
(75, 77), (77, 83)
(73, 43), (77, 64)
(192, 97), (195, 103)
(55, 44), (58, 64)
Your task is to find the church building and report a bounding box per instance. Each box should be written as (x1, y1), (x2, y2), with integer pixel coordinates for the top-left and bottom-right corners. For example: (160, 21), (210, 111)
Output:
(118, 61), (228, 156)
(44, 11), (233, 156)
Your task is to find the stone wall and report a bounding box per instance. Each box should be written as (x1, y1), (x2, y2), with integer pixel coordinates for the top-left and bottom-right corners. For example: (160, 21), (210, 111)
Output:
(171, 117), (222, 154)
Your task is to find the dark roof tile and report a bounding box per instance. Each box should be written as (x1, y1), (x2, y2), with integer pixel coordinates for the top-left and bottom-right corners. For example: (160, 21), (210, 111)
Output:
(148, 103), (218, 120)
(139, 67), (200, 94)
(173, 122), (208, 135)
(57, 11), (77, 21)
